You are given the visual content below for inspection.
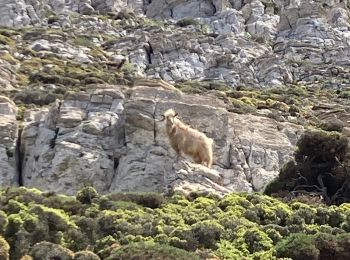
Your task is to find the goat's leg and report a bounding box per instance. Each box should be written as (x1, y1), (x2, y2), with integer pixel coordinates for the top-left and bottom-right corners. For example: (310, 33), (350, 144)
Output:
(172, 145), (182, 161)
(205, 161), (211, 168)
(193, 154), (202, 165)
(204, 157), (213, 168)
(175, 152), (182, 161)
(175, 149), (183, 161)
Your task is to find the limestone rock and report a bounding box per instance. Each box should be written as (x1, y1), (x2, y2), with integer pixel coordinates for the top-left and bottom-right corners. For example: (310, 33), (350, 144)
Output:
(79, 3), (95, 15)
(0, 0), (349, 196)
(0, 96), (18, 186)
(1, 0), (347, 88)
(198, 9), (244, 35)
(251, 168), (278, 191)
(21, 88), (125, 195)
(146, 0), (216, 19)
(243, 0), (280, 41)
(0, 0), (66, 27)
(0, 0), (349, 88)
(91, 0), (127, 13)
(20, 86), (303, 195)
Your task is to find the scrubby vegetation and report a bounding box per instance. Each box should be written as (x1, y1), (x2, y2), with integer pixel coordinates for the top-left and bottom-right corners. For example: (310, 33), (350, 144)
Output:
(0, 186), (350, 259)
(0, 25), (134, 108)
(265, 129), (350, 206)
(174, 80), (349, 130)
(0, 10), (350, 260)
(0, 127), (348, 259)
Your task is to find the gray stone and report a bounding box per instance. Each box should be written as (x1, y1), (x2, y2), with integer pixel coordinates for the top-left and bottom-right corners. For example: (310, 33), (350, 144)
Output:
(80, 3), (95, 14)
(0, 0), (349, 197)
(57, 108), (85, 128)
(0, 95), (18, 186)
(19, 86), (304, 195)
(91, 94), (104, 103)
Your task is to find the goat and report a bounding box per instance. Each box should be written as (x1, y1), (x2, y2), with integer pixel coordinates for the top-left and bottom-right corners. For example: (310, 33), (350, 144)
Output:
(159, 109), (214, 168)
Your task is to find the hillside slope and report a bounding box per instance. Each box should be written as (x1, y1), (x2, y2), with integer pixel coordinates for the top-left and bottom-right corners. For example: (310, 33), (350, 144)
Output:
(0, 0), (349, 196)
(0, 187), (349, 259)
(0, 0), (350, 259)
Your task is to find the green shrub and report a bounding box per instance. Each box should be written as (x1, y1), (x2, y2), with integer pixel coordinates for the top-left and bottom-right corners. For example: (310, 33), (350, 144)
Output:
(73, 250), (100, 260)
(6, 199), (27, 214)
(97, 211), (120, 236)
(3, 186), (350, 258)
(29, 205), (77, 231)
(276, 233), (319, 260)
(12, 89), (61, 106)
(29, 241), (74, 260)
(176, 18), (199, 27)
(319, 118), (345, 132)
(0, 236), (10, 260)
(0, 34), (15, 48)
(95, 235), (118, 258)
(175, 80), (230, 94)
(292, 232), (350, 259)
(217, 240), (245, 260)
(99, 196), (141, 211)
(338, 89), (350, 98)
(0, 210), (8, 234)
(169, 226), (197, 251)
(295, 130), (348, 165)
(5, 214), (24, 237)
(106, 192), (165, 208)
(264, 228), (283, 243)
(229, 98), (256, 114)
(265, 129), (350, 205)
(334, 233), (350, 259)
(76, 187), (99, 204)
(42, 194), (85, 215)
(191, 220), (224, 249)
(104, 241), (200, 260)
(243, 228), (274, 253)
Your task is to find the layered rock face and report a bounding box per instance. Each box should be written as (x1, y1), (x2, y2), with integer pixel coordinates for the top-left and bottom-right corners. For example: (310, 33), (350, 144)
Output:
(20, 86), (125, 194)
(0, 0), (349, 87)
(0, 0), (349, 195)
(0, 96), (18, 185)
(17, 84), (302, 195)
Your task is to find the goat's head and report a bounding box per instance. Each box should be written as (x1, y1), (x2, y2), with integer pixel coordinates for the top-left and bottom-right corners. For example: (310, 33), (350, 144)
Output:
(158, 109), (178, 123)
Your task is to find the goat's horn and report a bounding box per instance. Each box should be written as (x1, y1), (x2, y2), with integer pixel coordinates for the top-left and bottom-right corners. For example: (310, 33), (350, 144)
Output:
(174, 113), (178, 117)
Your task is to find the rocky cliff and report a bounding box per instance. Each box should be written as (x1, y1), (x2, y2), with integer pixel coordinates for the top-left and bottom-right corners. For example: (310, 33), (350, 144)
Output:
(0, 0), (349, 195)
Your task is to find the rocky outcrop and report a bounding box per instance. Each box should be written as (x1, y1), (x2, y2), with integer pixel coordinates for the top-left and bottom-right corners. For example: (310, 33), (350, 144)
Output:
(146, 0), (216, 19)
(20, 86), (126, 195)
(0, 0), (349, 88)
(0, 0), (348, 87)
(17, 84), (303, 195)
(0, 96), (18, 186)
(0, 0), (349, 196)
